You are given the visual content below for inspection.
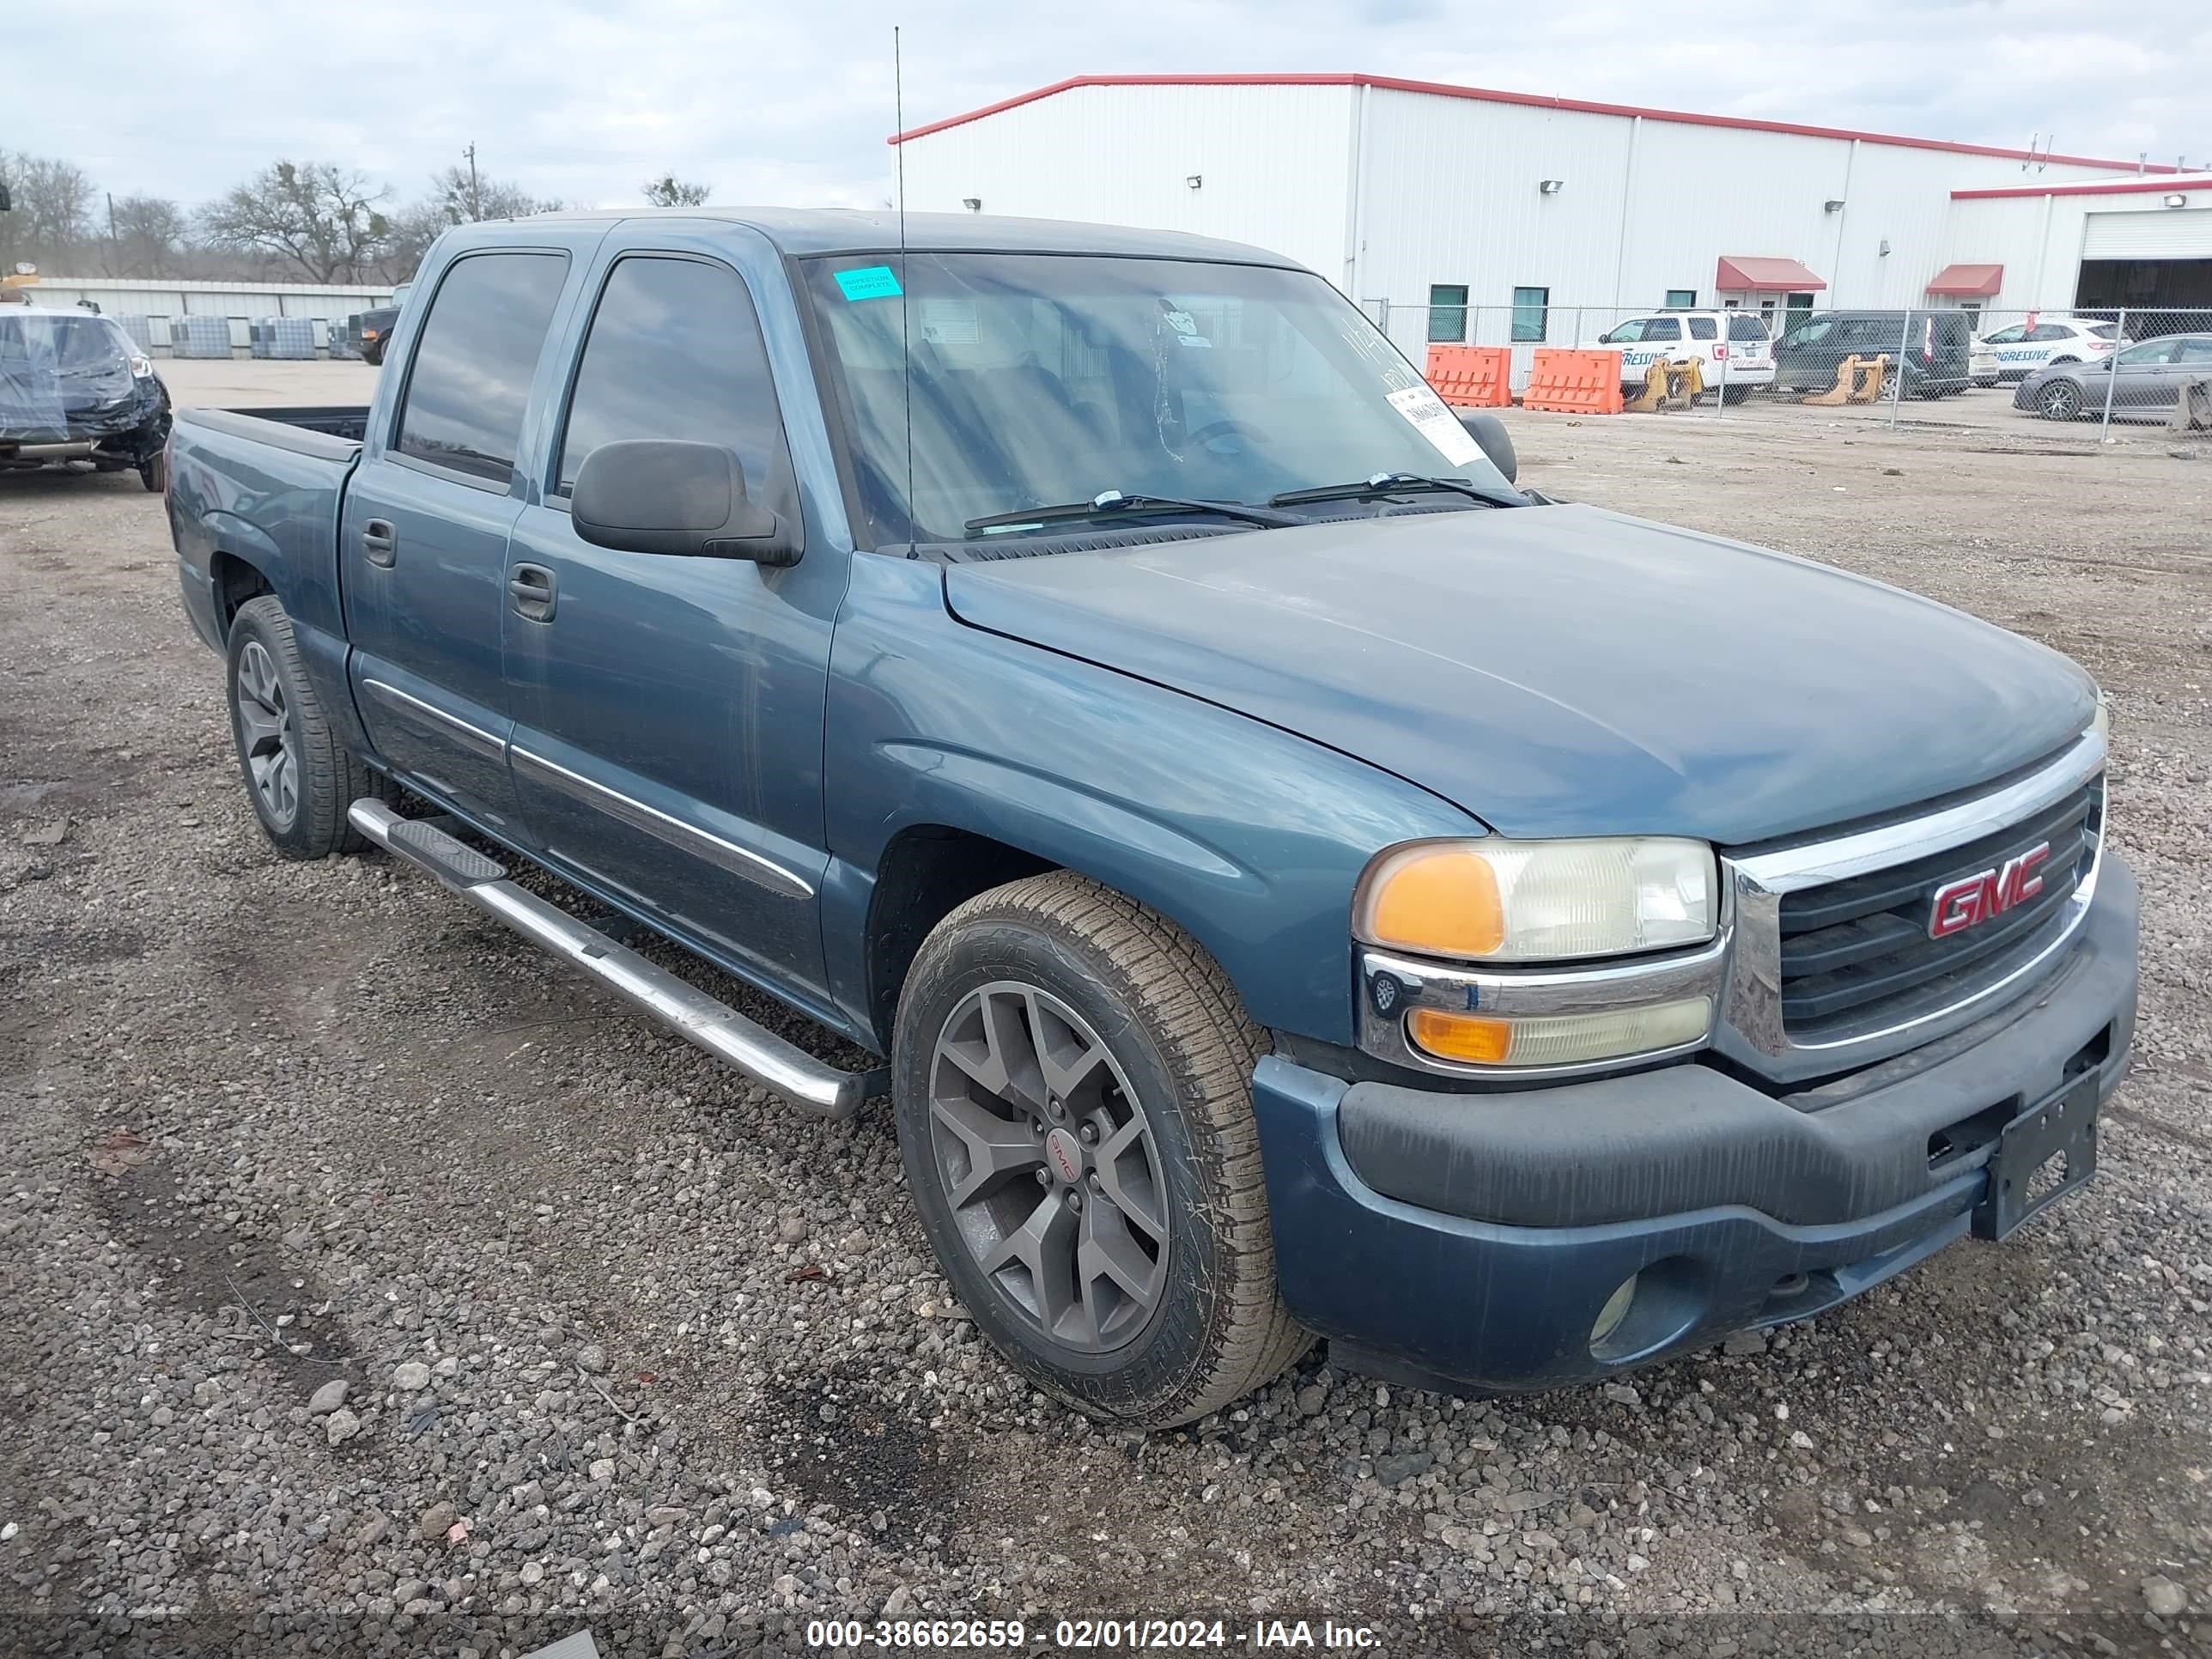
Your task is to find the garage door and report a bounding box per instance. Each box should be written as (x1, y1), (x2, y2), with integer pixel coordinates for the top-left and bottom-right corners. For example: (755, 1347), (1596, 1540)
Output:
(2082, 208), (2212, 259)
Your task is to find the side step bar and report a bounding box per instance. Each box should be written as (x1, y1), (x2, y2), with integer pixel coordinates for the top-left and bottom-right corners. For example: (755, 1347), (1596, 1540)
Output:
(348, 799), (884, 1120)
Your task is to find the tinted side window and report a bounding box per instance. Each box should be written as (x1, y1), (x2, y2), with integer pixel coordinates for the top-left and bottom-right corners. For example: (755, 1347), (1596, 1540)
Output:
(1687, 317), (1717, 340)
(1643, 318), (1681, 343)
(557, 257), (792, 501)
(1727, 314), (1768, 343)
(395, 252), (569, 485)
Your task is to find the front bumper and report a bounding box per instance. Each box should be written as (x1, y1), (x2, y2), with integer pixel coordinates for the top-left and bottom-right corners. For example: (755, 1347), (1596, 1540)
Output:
(1253, 856), (2137, 1394)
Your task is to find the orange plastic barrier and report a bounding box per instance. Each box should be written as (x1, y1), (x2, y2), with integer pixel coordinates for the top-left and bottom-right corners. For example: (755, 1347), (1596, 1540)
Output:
(1424, 345), (1511, 409)
(1522, 348), (1626, 415)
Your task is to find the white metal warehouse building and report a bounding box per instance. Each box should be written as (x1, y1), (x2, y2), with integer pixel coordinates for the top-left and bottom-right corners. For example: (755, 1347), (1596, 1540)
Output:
(891, 74), (2210, 353)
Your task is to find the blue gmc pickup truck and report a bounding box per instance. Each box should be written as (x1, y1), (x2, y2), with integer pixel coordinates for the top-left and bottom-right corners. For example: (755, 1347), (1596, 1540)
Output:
(166, 210), (2137, 1427)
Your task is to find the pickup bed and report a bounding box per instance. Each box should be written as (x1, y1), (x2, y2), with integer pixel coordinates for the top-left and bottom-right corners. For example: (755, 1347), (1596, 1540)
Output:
(167, 208), (2137, 1426)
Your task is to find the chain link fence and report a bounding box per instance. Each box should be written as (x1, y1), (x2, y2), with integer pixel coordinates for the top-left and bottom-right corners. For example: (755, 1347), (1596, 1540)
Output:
(1376, 299), (2212, 448)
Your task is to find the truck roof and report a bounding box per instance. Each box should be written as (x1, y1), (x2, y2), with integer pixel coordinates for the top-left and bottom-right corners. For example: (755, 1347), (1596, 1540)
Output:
(441, 207), (1298, 267)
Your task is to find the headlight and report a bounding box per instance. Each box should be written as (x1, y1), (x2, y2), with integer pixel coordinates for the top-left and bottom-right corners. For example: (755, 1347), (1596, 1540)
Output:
(2091, 694), (2109, 748)
(128, 353), (155, 379)
(1354, 837), (1717, 963)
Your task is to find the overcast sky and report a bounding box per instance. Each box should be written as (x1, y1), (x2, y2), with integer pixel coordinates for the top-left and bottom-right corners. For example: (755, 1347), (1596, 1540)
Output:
(7, 0), (2207, 213)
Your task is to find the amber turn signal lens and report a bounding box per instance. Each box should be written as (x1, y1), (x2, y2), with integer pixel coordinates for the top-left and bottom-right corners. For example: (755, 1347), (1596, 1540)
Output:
(1407, 1008), (1514, 1064)
(1358, 845), (1506, 959)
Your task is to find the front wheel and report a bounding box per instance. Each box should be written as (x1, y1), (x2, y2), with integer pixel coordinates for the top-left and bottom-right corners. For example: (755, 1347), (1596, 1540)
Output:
(138, 449), (167, 494)
(2037, 380), (2084, 420)
(893, 873), (1310, 1428)
(225, 594), (392, 858)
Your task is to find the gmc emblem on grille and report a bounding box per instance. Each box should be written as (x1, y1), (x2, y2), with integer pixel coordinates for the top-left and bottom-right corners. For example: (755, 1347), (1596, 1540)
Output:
(1928, 842), (2051, 939)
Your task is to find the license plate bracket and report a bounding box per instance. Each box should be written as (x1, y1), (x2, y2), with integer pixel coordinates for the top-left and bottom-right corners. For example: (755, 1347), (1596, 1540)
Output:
(1972, 1078), (2100, 1241)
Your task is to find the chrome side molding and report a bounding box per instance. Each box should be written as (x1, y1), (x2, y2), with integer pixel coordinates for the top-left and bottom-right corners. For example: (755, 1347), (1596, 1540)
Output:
(347, 799), (880, 1120)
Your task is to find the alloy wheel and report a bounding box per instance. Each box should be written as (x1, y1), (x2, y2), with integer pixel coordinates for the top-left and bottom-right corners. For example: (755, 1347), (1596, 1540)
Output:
(2039, 382), (2081, 420)
(234, 640), (300, 829)
(926, 981), (1170, 1353)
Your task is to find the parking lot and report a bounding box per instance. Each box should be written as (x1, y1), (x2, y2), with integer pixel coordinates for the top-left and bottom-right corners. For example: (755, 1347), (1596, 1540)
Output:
(3, 359), (2209, 1656)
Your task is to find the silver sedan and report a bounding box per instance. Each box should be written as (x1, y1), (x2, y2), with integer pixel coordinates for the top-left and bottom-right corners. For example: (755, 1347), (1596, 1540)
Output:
(2015, 332), (2212, 419)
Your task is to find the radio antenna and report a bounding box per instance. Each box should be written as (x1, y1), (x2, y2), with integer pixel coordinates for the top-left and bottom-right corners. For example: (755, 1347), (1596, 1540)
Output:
(895, 25), (915, 554)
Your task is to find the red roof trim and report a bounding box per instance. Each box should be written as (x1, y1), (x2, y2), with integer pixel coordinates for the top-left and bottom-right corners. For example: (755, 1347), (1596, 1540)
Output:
(1951, 176), (2212, 200)
(889, 73), (2178, 173)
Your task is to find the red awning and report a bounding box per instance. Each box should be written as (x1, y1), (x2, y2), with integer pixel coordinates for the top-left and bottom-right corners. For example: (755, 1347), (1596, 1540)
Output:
(1714, 256), (1827, 293)
(1926, 262), (2004, 296)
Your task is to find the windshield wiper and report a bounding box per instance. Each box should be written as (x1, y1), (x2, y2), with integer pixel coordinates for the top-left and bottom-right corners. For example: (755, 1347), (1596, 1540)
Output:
(1268, 472), (1524, 510)
(963, 489), (1299, 537)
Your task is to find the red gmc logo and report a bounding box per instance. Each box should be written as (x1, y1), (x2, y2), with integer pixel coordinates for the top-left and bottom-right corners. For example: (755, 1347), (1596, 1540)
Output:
(1929, 842), (2050, 939)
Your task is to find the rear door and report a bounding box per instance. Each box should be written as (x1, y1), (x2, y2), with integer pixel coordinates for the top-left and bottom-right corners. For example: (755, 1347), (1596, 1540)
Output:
(1630, 315), (1681, 385)
(340, 246), (580, 833)
(1723, 312), (1774, 386)
(501, 234), (836, 994)
(2106, 337), (2182, 416)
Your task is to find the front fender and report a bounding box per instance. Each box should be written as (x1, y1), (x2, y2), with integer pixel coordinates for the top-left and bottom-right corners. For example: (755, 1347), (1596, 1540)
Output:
(821, 556), (1480, 1045)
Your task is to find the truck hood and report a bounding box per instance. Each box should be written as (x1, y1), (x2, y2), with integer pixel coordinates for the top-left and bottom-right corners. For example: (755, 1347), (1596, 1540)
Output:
(942, 505), (2098, 845)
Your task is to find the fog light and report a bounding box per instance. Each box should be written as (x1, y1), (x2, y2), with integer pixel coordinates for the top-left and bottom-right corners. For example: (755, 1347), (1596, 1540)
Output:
(1591, 1273), (1639, 1347)
(1407, 996), (1711, 1068)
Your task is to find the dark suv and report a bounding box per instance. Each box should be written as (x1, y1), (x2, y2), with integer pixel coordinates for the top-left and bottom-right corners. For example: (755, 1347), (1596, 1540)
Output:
(1775, 310), (1973, 398)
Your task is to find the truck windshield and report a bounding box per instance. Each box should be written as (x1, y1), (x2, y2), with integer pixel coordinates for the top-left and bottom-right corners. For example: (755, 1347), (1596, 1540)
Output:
(801, 252), (1511, 546)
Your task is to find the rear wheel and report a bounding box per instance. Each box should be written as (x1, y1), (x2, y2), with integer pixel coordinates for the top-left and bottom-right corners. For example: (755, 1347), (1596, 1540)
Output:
(225, 594), (392, 858)
(893, 872), (1309, 1428)
(1720, 384), (1754, 405)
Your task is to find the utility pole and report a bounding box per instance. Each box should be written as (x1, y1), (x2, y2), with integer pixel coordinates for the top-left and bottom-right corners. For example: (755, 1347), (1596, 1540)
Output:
(463, 143), (480, 220)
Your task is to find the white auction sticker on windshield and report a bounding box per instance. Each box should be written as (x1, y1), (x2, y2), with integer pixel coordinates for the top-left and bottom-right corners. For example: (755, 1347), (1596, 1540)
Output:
(1387, 384), (1484, 469)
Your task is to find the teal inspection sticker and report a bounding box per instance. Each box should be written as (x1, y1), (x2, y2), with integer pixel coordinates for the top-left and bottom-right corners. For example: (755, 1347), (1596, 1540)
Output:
(834, 264), (902, 301)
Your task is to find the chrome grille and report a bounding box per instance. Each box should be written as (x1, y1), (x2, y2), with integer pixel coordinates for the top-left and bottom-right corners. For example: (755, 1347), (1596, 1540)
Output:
(1718, 732), (2107, 1081)
(1777, 782), (2099, 1042)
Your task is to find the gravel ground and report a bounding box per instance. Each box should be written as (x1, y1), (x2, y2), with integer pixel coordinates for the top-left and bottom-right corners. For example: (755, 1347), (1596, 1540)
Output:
(1, 363), (2209, 1657)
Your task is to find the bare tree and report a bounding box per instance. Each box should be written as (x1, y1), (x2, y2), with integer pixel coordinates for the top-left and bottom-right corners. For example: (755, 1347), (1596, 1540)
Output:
(0, 150), (97, 271)
(641, 173), (711, 207)
(104, 195), (188, 278)
(379, 165), (562, 283)
(197, 161), (389, 282)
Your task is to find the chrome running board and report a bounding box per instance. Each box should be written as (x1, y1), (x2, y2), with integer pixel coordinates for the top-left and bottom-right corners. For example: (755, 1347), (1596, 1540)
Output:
(348, 799), (881, 1120)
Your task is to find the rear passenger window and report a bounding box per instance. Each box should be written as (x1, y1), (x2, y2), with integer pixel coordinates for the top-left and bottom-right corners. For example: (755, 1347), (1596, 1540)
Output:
(556, 256), (793, 506)
(1643, 318), (1681, 343)
(394, 252), (568, 486)
(1687, 317), (1717, 340)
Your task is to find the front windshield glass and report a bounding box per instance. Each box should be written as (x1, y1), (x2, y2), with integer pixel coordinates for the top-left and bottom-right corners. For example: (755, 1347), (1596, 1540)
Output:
(0, 313), (132, 372)
(801, 252), (1510, 545)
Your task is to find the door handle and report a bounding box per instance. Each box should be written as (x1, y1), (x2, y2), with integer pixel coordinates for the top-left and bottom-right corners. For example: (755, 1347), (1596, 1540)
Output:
(362, 519), (397, 568)
(507, 562), (557, 623)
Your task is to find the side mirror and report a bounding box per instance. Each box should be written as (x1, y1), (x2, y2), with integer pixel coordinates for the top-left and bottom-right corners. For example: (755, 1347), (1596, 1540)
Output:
(572, 438), (799, 565)
(1456, 410), (1517, 484)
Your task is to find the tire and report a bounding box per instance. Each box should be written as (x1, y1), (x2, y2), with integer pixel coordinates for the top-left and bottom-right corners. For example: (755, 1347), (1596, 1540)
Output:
(361, 342), (384, 367)
(225, 594), (392, 858)
(1720, 384), (1753, 406)
(2037, 380), (2084, 421)
(138, 450), (167, 494)
(894, 872), (1310, 1428)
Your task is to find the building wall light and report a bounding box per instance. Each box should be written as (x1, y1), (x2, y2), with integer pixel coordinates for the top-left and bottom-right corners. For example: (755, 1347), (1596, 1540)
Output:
(1824, 198), (1846, 212)
(1539, 179), (1565, 195)
(1186, 174), (1203, 190)
(2166, 193), (2191, 208)
(961, 197), (982, 212)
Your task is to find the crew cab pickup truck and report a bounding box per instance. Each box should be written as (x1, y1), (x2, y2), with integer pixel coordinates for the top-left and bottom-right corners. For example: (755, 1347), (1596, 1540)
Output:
(167, 210), (2137, 1427)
